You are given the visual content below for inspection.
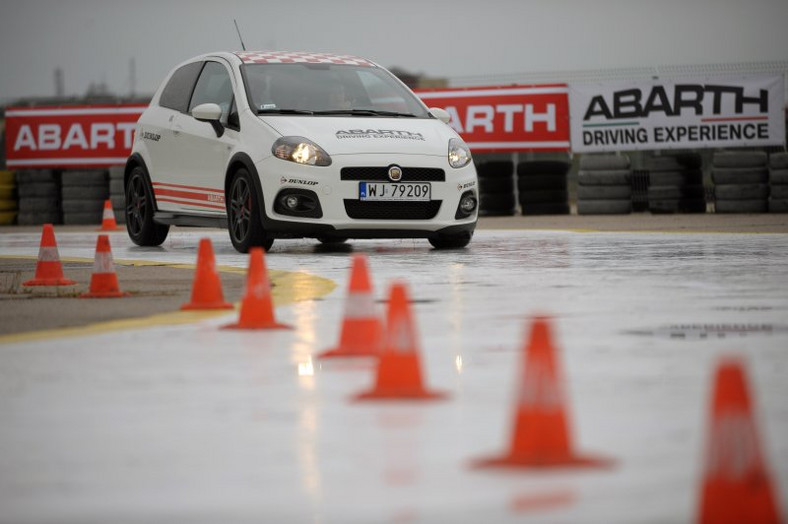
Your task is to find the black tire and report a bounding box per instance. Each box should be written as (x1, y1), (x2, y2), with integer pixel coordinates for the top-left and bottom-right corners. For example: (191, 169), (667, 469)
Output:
(476, 160), (514, 178)
(227, 168), (273, 253)
(712, 151), (767, 168)
(478, 176), (514, 194)
(15, 170), (56, 183)
(479, 207), (516, 217)
(18, 197), (59, 213)
(63, 211), (103, 225)
(712, 167), (768, 185)
(579, 154), (630, 170)
(577, 199), (632, 215)
(517, 174), (567, 191)
(578, 185), (631, 200)
(769, 152), (788, 169)
(17, 211), (61, 225)
(768, 198), (788, 212)
(62, 199), (105, 213)
(126, 166), (169, 246)
(520, 202), (570, 215)
(715, 199), (768, 213)
(648, 185), (705, 200)
(649, 170), (703, 187)
(110, 178), (125, 194)
(770, 185), (788, 199)
(18, 182), (57, 198)
(519, 188), (568, 203)
(644, 153), (702, 171)
(429, 232), (473, 249)
(577, 169), (631, 185)
(480, 192), (516, 211)
(61, 170), (107, 186)
(714, 184), (768, 200)
(516, 161), (570, 176)
(109, 166), (125, 180)
(649, 199), (706, 214)
(110, 195), (125, 208)
(770, 169), (788, 184)
(62, 186), (108, 200)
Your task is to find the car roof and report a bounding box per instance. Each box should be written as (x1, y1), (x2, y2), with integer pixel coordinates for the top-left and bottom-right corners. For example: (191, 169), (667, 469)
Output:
(233, 50), (377, 67)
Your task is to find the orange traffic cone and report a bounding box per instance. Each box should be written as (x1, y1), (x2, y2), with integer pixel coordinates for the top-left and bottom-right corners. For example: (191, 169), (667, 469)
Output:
(97, 199), (121, 231)
(22, 223), (77, 286)
(80, 234), (129, 298)
(319, 255), (382, 358)
(353, 281), (447, 401)
(697, 357), (782, 524)
(223, 247), (291, 330)
(181, 238), (233, 310)
(473, 316), (612, 469)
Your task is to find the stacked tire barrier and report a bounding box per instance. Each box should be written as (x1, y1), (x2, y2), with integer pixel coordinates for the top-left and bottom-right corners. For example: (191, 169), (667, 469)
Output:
(477, 160), (516, 216)
(576, 154), (632, 215)
(712, 151), (769, 213)
(61, 170), (109, 225)
(109, 166), (126, 224)
(645, 153), (706, 214)
(516, 161), (570, 215)
(17, 170), (61, 225)
(0, 170), (18, 225)
(769, 152), (788, 213)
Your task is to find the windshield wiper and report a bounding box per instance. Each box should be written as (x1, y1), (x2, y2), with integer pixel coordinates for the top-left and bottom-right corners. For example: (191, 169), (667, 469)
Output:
(256, 108), (314, 115)
(312, 109), (417, 117)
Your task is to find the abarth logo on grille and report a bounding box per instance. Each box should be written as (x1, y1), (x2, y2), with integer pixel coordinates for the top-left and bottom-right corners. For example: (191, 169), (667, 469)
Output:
(388, 165), (403, 182)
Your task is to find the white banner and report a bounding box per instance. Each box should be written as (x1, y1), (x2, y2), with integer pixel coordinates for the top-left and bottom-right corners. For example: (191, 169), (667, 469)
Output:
(570, 76), (785, 152)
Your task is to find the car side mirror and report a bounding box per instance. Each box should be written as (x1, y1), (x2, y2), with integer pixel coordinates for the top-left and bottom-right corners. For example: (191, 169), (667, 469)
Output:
(429, 107), (451, 124)
(192, 103), (224, 137)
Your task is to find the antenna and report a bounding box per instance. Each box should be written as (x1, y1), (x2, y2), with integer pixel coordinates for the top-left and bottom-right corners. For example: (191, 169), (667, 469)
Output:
(234, 19), (247, 51)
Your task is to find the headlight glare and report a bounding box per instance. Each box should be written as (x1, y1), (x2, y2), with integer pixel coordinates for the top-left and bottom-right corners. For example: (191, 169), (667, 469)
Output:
(272, 136), (331, 166)
(448, 138), (471, 168)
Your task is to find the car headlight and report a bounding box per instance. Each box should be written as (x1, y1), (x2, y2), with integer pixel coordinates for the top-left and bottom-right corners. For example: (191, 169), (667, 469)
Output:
(272, 136), (332, 166)
(448, 138), (471, 168)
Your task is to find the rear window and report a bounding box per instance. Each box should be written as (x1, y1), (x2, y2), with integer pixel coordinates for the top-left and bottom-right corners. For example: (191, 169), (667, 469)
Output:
(159, 62), (204, 113)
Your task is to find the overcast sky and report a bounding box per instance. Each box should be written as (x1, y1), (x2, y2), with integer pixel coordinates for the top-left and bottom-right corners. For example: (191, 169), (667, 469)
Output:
(1, 0), (787, 102)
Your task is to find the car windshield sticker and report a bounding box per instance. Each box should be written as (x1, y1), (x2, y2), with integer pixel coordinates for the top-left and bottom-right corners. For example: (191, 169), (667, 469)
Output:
(236, 51), (375, 67)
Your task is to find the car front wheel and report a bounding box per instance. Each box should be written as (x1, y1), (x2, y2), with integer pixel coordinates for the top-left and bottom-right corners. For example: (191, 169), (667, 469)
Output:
(228, 168), (273, 253)
(428, 232), (472, 250)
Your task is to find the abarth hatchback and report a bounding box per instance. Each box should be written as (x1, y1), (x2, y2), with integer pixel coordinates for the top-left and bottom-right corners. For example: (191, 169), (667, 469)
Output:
(125, 51), (478, 252)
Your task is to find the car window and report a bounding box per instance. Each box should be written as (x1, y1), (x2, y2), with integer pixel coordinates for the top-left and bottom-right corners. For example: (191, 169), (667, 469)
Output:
(242, 63), (429, 116)
(189, 61), (234, 125)
(159, 61), (204, 113)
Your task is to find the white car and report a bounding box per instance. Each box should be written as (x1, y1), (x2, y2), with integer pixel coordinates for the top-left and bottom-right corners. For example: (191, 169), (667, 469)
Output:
(125, 51), (478, 252)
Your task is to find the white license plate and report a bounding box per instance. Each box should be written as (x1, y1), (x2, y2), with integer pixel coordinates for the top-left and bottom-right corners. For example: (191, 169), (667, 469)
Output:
(359, 182), (431, 201)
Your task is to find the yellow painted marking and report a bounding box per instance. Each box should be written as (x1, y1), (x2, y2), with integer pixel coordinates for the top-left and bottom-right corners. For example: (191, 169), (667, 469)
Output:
(0, 255), (336, 344)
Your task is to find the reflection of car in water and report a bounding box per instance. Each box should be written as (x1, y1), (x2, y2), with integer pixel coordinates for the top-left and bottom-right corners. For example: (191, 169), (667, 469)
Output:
(125, 51), (478, 252)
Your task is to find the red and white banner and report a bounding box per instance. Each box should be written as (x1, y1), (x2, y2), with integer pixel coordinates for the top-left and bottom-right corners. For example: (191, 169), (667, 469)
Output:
(416, 85), (570, 152)
(4, 105), (146, 169)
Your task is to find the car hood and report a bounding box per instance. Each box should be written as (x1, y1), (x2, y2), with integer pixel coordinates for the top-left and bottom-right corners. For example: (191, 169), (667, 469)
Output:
(259, 116), (453, 156)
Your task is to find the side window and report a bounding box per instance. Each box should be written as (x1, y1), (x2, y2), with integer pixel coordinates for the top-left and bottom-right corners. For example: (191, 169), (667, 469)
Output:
(189, 61), (234, 125)
(159, 62), (204, 113)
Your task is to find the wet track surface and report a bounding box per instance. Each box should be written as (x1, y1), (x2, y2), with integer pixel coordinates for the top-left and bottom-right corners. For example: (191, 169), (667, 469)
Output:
(1, 228), (787, 523)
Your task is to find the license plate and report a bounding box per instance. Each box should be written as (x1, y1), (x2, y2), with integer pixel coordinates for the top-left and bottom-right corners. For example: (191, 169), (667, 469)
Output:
(359, 182), (431, 201)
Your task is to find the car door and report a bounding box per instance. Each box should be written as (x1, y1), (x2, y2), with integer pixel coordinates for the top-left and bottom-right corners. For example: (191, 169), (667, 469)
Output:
(147, 60), (204, 212)
(165, 60), (239, 215)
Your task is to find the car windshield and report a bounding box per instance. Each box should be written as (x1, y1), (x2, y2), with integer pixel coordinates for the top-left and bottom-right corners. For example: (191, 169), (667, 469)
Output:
(241, 63), (430, 117)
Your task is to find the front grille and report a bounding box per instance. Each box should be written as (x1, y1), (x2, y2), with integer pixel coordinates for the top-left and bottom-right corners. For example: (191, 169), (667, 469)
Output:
(344, 200), (442, 220)
(341, 167), (445, 182)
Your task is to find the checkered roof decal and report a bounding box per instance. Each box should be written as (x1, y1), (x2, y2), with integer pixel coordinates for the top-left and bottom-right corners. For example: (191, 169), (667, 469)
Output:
(235, 51), (375, 67)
